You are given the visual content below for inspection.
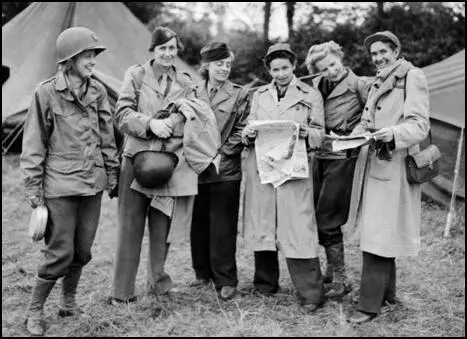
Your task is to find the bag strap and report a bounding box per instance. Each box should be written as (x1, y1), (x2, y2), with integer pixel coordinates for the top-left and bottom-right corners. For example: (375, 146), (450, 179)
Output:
(403, 70), (432, 154)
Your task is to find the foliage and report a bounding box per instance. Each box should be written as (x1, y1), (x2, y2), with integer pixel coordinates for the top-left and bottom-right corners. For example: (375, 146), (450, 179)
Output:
(2, 2), (465, 82)
(291, 2), (465, 76)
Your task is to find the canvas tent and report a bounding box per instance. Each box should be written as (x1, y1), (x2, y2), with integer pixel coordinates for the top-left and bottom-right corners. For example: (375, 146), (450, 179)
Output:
(421, 49), (465, 206)
(2, 2), (201, 153)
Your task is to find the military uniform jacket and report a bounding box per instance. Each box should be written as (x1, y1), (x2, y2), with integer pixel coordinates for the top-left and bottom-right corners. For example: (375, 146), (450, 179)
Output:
(20, 71), (119, 199)
(115, 60), (218, 196)
(196, 80), (250, 183)
(311, 69), (371, 159)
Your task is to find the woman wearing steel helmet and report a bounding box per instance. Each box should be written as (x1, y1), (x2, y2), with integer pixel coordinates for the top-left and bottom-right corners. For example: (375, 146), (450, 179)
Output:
(20, 26), (119, 336)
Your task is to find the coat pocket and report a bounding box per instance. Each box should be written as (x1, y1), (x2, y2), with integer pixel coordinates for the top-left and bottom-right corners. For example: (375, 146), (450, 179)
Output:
(46, 153), (84, 174)
(368, 156), (394, 181)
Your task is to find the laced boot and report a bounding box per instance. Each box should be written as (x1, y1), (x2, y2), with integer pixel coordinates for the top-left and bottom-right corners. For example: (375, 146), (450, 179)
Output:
(58, 267), (83, 317)
(26, 276), (56, 336)
(324, 242), (350, 299)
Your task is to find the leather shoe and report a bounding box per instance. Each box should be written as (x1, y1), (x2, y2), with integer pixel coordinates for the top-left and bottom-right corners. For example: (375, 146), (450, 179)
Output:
(58, 307), (84, 317)
(219, 286), (237, 301)
(302, 303), (322, 314)
(347, 310), (376, 324)
(324, 282), (351, 299)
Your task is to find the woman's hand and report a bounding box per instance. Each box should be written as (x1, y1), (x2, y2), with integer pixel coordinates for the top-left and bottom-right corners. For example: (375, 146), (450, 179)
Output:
(242, 124), (257, 145)
(298, 124), (308, 139)
(370, 127), (394, 142)
(149, 118), (173, 139)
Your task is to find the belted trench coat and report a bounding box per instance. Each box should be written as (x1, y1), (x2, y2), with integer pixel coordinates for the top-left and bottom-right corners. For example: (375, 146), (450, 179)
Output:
(238, 77), (325, 258)
(347, 60), (430, 258)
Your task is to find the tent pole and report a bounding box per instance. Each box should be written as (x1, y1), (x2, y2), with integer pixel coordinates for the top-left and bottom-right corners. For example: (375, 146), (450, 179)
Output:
(2, 121), (24, 155)
(444, 127), (464, 237)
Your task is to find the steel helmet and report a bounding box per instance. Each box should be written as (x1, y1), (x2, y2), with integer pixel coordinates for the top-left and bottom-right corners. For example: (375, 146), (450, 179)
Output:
(56, 27), (106, 64)
(132, 150), (179, 188)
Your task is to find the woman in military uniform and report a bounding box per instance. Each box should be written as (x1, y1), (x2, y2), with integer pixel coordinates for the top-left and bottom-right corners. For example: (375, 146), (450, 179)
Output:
(305, 41), (371, 299)
(189, 42), (250, 301)
(20, 27), (119, 336)
(111, 26), (219, 304)
(240, 43), (325, 312)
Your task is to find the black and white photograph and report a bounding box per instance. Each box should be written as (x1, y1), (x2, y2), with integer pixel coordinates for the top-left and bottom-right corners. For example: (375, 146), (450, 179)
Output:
(2, 2), (465, 337)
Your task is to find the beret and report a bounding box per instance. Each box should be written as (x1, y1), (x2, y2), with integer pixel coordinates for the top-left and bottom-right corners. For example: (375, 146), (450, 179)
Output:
(149, 26), (184, 52)
(200, 42), (231, 63)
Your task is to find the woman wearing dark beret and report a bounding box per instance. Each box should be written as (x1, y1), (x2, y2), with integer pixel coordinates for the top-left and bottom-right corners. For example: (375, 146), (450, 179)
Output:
(189, 42), (250, 301)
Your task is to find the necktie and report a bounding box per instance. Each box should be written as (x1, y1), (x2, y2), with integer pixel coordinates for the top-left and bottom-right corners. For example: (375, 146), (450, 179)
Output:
(209, 87), (218, 102)
(160, 73), (172, 97)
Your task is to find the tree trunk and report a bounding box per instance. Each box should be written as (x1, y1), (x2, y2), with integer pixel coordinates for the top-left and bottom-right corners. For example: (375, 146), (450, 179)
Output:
(263, 2), (272, 44)
(376, 2), (386, 18)
(286, 2), (296, 40)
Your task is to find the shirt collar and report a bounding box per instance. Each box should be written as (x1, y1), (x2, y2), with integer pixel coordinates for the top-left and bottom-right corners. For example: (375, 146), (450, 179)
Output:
(151, 61), (176, 81)
(55, 71), (91, 100)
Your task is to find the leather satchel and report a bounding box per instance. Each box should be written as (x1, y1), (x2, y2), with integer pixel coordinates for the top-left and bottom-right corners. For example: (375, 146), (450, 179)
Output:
(405, 141), (441, 184)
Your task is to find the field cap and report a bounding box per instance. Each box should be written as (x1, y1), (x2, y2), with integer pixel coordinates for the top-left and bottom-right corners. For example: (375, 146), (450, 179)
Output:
(264, 43), (296, 60)
(364, 30), (401, 53)
(149, 26), (184, 52)
(200, 42), (231, 63)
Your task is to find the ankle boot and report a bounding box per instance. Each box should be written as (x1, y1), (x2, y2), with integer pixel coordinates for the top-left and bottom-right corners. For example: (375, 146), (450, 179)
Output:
(26, 276), (56, 336)
(324, 242), (350, 299)
(58, 267), (83, 317)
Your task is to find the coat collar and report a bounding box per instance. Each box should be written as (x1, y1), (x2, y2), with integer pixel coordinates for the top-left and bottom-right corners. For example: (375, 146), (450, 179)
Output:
(55, 71), (97, 107)
(210, 80), (233, 107)
(366, 59), (414, 117)
(260, 76), (308, 118)
(143, 59), (178, 96)
(326, 68), (358, 100)
(311, 68), (358, 100)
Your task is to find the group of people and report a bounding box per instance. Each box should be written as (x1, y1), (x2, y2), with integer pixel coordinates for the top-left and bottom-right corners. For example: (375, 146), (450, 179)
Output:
(20, 24), (430, 336)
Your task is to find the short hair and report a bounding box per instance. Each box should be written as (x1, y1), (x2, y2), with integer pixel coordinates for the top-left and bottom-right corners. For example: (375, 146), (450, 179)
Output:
(305, 41), (344, 75)
(264, 50), (296, 69)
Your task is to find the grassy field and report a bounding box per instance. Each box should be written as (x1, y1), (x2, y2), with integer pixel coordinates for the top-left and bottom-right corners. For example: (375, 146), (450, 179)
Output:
(2, 153), (465, 337)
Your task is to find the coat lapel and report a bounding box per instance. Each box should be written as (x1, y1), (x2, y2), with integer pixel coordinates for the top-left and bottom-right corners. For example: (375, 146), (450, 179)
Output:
(277, 84), (304, 117)
(211, 81), (232, 107)
(144, 62), (164, 96)
(326, 69), (357, 100)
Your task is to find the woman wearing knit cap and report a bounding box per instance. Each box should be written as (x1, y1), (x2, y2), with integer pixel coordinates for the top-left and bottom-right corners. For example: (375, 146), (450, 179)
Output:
(346, 31), (430, 323)
(111, 26), (219, 304)
(304, 41), (371, 300)
(189, 42), (250, 301)
(239, 43), (325, 312)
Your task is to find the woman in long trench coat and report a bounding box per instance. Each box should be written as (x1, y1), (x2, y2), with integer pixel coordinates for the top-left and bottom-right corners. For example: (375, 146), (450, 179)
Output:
(346, 31), (430, 323)
(239, 43), (325, 312)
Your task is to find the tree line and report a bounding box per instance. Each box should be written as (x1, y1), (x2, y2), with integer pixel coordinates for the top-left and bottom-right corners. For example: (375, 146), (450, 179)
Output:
(2, 2), (465, 85)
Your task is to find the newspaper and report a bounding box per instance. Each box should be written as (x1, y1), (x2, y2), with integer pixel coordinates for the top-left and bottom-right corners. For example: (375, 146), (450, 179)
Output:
(324, 131), (375, 152)
(250, 120), (309, 188)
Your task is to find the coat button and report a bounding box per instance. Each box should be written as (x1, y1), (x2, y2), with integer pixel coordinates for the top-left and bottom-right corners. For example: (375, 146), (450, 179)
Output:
(365, 107), (369, 110)
(377, 106), (381, 110)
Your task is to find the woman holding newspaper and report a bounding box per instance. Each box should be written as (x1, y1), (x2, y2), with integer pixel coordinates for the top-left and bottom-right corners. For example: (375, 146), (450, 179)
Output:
(304, 41), (371, 299)
(240, 43), (326, 313)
